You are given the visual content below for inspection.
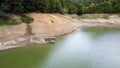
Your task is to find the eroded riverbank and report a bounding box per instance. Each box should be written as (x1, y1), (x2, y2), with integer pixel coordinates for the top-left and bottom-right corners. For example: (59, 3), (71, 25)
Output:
(0, 13), (82, 51)
(0, 13), (120, 51)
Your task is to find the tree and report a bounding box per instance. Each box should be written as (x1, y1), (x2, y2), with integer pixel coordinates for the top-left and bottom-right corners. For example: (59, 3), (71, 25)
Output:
(0, 0), (120, 14)
(49, 0), (62, 13)
(7, 0), (24, 13)
(0, 1), (9, 17)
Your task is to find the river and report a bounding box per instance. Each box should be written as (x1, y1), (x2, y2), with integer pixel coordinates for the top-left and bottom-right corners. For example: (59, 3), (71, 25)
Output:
(0, 26), (120, 68)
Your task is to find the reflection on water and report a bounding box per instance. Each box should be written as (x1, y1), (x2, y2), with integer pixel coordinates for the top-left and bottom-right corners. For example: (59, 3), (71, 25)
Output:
(1, 26), (120, 68)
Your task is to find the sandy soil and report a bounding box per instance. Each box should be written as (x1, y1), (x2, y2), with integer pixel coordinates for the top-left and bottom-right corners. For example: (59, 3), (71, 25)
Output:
(27, 13), (82, 37)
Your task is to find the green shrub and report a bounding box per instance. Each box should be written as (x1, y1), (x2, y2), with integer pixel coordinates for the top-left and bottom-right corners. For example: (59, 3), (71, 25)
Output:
(0, 18), (21, 26)
(77, 15), (97, 19)
(21, 15), (34, 24)
(101, 15), (109, 19)
(0, 11), (9, 18)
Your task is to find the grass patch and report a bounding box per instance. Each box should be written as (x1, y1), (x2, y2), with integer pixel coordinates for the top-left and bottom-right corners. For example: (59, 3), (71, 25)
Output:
(77, 14), (110, 19)
(77, 15), (97, 19)
(78, 16), (86, 19)
(0, 14), (34, 26)
(101, 15), (109, 19)
(0, 18), (21, 26)
(21, 15), (34, 24)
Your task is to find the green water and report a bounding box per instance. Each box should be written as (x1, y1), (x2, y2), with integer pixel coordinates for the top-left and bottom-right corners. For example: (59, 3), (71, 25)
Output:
(1, 26), (120, 68)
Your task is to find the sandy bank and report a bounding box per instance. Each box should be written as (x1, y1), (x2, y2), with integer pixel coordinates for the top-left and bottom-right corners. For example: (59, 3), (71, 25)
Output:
(0, 13), (120, 51)
(0, 13), (82, 51)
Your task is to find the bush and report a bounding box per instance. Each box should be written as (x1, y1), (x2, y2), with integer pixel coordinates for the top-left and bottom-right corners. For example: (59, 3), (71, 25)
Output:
(0, 18), (21, 26)
(61, 8), (68, 14)
(21, 15), (34, 24)
(0, 11), (8, 18)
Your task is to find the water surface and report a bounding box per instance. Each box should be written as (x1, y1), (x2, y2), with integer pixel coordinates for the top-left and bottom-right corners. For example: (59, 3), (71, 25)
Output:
(0, 26), (120, 68)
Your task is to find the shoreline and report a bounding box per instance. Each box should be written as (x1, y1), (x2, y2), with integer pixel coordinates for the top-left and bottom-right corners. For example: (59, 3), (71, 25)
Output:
(0, 13), (120, 51)
(0, 35), (57, 51)
(0, 28), (76, 52)
(0, 23), (118, 52)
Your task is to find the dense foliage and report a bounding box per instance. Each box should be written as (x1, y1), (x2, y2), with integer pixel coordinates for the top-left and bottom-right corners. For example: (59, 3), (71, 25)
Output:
(0, 0), (120, 16)
(21, 15), (33, 24)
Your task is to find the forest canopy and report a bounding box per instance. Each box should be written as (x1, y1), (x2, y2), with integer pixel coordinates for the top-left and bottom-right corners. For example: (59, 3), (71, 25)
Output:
(0, 0), (120, 16)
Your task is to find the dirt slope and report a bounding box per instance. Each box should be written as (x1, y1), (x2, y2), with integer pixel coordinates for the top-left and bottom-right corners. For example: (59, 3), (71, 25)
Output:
(0, 13), (82, 38)
(27, 13), (82, 37)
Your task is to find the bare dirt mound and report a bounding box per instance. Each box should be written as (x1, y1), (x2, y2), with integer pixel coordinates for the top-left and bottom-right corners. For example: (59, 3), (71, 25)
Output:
(27, 13), (82, 37)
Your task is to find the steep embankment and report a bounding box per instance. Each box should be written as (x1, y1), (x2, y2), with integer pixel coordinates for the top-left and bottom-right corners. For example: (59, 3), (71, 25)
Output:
(0, 13), (82, 51)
